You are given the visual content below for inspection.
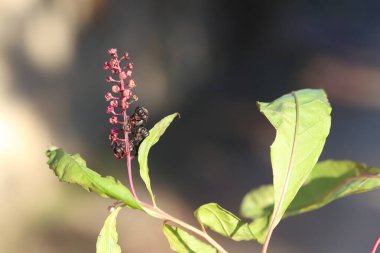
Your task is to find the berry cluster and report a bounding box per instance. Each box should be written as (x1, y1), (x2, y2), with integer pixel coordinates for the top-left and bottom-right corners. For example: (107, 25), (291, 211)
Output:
(103, 48), (149, 159)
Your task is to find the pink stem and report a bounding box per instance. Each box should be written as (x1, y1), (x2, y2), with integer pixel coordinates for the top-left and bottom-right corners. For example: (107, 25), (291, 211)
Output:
(371, 236), (380, 253)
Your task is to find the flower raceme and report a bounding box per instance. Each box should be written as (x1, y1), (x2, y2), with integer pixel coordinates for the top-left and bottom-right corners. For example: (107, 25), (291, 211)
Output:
(103, 48), (150, 159)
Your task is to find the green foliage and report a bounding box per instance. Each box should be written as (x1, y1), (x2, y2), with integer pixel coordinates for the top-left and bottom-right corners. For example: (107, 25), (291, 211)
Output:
(96, 207), (122, 253)
(240, 185), (273, 220)
(46, 88), (380, 253)
(163, 224), (217, 253)
(46, 147), (141, 210)
(138, 113), (179, 204)
(256, 89), (331, 242)
(194, 203), (256, 241)
(241, 160), (380, 220)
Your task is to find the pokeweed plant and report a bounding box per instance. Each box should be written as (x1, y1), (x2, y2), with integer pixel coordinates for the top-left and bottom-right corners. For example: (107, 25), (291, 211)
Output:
(46, 49), (380, 253)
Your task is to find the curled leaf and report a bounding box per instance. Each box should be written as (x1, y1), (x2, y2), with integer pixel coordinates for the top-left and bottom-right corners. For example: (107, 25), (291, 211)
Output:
(46, 147), (141, 210)
(257, 89), (331, 245)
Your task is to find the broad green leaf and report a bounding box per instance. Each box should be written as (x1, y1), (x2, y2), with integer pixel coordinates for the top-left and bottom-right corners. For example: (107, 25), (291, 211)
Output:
(138, 113), (179, 204)
(163, 224), (217, 253)
(46, 147), (141, 210)
(242, 160), (380, 221)
(286, 160), (380, 215)
(240, 160), (380, 243)
(240, 185), (273, 220)
(194, 203), (256, 241)
(258, 89), (331, 240)
(96, 207), (122, 253)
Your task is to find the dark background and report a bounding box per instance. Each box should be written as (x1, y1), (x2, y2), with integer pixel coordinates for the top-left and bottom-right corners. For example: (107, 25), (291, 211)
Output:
(0, 0), (379, 252)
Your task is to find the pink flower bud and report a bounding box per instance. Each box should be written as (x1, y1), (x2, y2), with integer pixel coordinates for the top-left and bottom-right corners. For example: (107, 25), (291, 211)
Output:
(128, 79), (136, 88)
(106, 106), (114, 114)
(122, 89), (132, 99)
(106, 76), (113, 83)
(109, 58), (118, 68)
(108, 48), (117, 56)
(127, 63), (134, 70)
(110, 100), (118, 107)
(110, 127), (120, 135)
(109, 116), (118, 124)
(123, 52), (129, 59)
(126, 70), (132, 77)
(121, 99), (129, 109)
(105, 92), (113, 101)
(108, 133), (118, 143)
(119, 71), (127, 80)
(112, 85), (120, 93)
(103, 61), (110, 70)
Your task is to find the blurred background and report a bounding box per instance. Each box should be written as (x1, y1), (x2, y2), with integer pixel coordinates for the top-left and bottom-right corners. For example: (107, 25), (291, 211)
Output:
(0, 0), (379, 252)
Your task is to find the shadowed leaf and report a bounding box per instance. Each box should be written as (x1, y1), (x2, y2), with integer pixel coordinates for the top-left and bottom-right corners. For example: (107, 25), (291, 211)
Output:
(241, 160), (380, 225)
(163, 224), (217, 253)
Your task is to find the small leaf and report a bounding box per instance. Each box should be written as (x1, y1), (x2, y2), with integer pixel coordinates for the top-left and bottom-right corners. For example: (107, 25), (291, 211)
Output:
(138, 113), (179, 204)
(194, 203), (256, 241)
(258, 89), (331, 240)
(96, 207), (122, 253)
(240, 160), (380, 242)
(248, 216), (271, 244)
(240, 185), (274, 220)
(46, 147), (141, 210)
(163, 224), (217, 253)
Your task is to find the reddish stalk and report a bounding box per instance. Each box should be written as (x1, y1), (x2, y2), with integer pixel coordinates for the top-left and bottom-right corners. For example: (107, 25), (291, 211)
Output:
(371, 236), (380, 253)
(140, 204), (228, 253)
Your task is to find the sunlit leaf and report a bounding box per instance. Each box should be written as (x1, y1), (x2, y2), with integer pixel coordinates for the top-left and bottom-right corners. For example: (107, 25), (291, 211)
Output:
(46, 147), (141, 210)
(257, 89), (331, 242)
(163, 224), (217, 253)
(96, 207), (122, 253)
(194, 203), (255, 241)
(138, 113), (179, 204)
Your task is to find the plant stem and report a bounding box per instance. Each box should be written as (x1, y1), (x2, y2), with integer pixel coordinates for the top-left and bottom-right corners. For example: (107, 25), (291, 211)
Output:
(124, 109), (140, 202)
(140, 203), (228, 253)
(371, 236), (380, 253)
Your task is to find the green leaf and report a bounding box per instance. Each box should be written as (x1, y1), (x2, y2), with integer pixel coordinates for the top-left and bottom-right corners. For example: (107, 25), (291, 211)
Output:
(46, 147), (141, 210)
(96, 207), (122, 253)
(138, 113), (179, 204)
(194, 203), (256, 241)
(240, 185), (274, 220)
(240, 160), (380, 242)
(163, 224), (217, 253)
(258, 89), (331, 240)
(286, 160), (380, 215)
